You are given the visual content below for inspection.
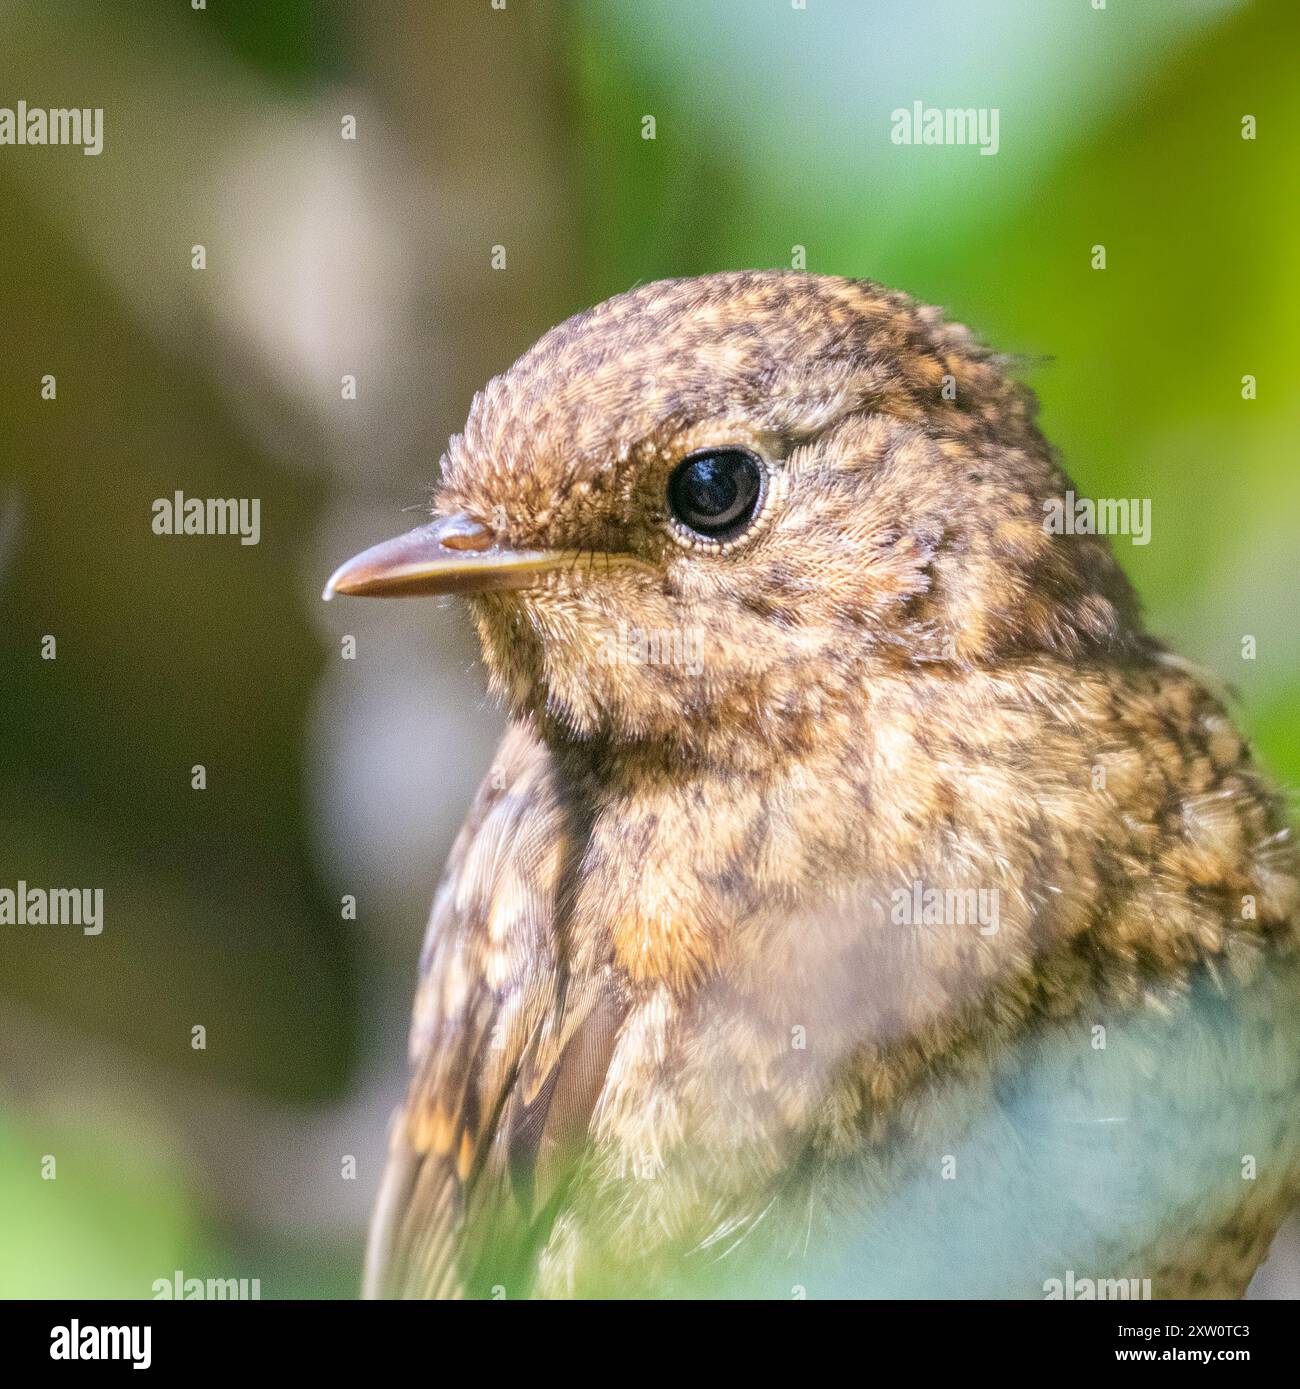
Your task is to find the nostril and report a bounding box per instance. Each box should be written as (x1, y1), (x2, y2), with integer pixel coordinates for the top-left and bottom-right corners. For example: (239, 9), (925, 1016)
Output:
(437, 513), (494, 552)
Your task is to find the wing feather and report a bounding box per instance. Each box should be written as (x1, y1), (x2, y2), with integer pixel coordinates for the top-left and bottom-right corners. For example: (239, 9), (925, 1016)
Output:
(363, 723), (623, 1298)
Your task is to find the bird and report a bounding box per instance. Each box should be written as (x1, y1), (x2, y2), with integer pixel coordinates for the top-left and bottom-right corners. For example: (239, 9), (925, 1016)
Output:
(324, 270), (1300, 1299)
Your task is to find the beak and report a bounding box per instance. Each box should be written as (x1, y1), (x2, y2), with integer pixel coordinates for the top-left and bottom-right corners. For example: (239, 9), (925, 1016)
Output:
(322, 512), (575, 601)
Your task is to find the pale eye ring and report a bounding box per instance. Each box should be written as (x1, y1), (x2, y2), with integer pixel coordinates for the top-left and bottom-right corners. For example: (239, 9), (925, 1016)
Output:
(666, 448), (764, 542)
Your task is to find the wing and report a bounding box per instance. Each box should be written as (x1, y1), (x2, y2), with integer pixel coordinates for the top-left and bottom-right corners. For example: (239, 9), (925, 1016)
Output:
(363, 722), (623, 1299)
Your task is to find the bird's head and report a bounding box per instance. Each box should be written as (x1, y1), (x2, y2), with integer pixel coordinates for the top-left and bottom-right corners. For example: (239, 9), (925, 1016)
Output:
(325, 271), (1142, 759)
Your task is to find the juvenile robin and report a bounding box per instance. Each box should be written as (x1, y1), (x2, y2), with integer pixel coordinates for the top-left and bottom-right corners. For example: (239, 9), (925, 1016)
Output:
(325, 271), (1300, 1299)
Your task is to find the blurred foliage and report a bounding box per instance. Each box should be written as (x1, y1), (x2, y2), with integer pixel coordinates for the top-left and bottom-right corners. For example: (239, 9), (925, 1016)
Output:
(203, 1), (348, 89)
(0, 186), (354, 1100)
(0, 1107), (194, 1299)
(0, 0), (1295, 1297)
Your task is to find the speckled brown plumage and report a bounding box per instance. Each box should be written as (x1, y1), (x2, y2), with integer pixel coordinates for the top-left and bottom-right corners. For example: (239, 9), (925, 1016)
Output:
(355, 271), (1300, 1299)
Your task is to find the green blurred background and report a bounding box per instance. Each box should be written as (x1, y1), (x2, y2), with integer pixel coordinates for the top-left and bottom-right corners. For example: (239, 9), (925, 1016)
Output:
(0, 0), (1296, 1297)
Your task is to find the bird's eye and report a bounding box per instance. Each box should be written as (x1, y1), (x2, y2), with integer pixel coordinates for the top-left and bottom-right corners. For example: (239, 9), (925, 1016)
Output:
(666, 449), (763, 542)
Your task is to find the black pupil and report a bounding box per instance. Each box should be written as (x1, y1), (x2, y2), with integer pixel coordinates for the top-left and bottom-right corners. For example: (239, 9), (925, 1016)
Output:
(668, 450), (761, 538)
